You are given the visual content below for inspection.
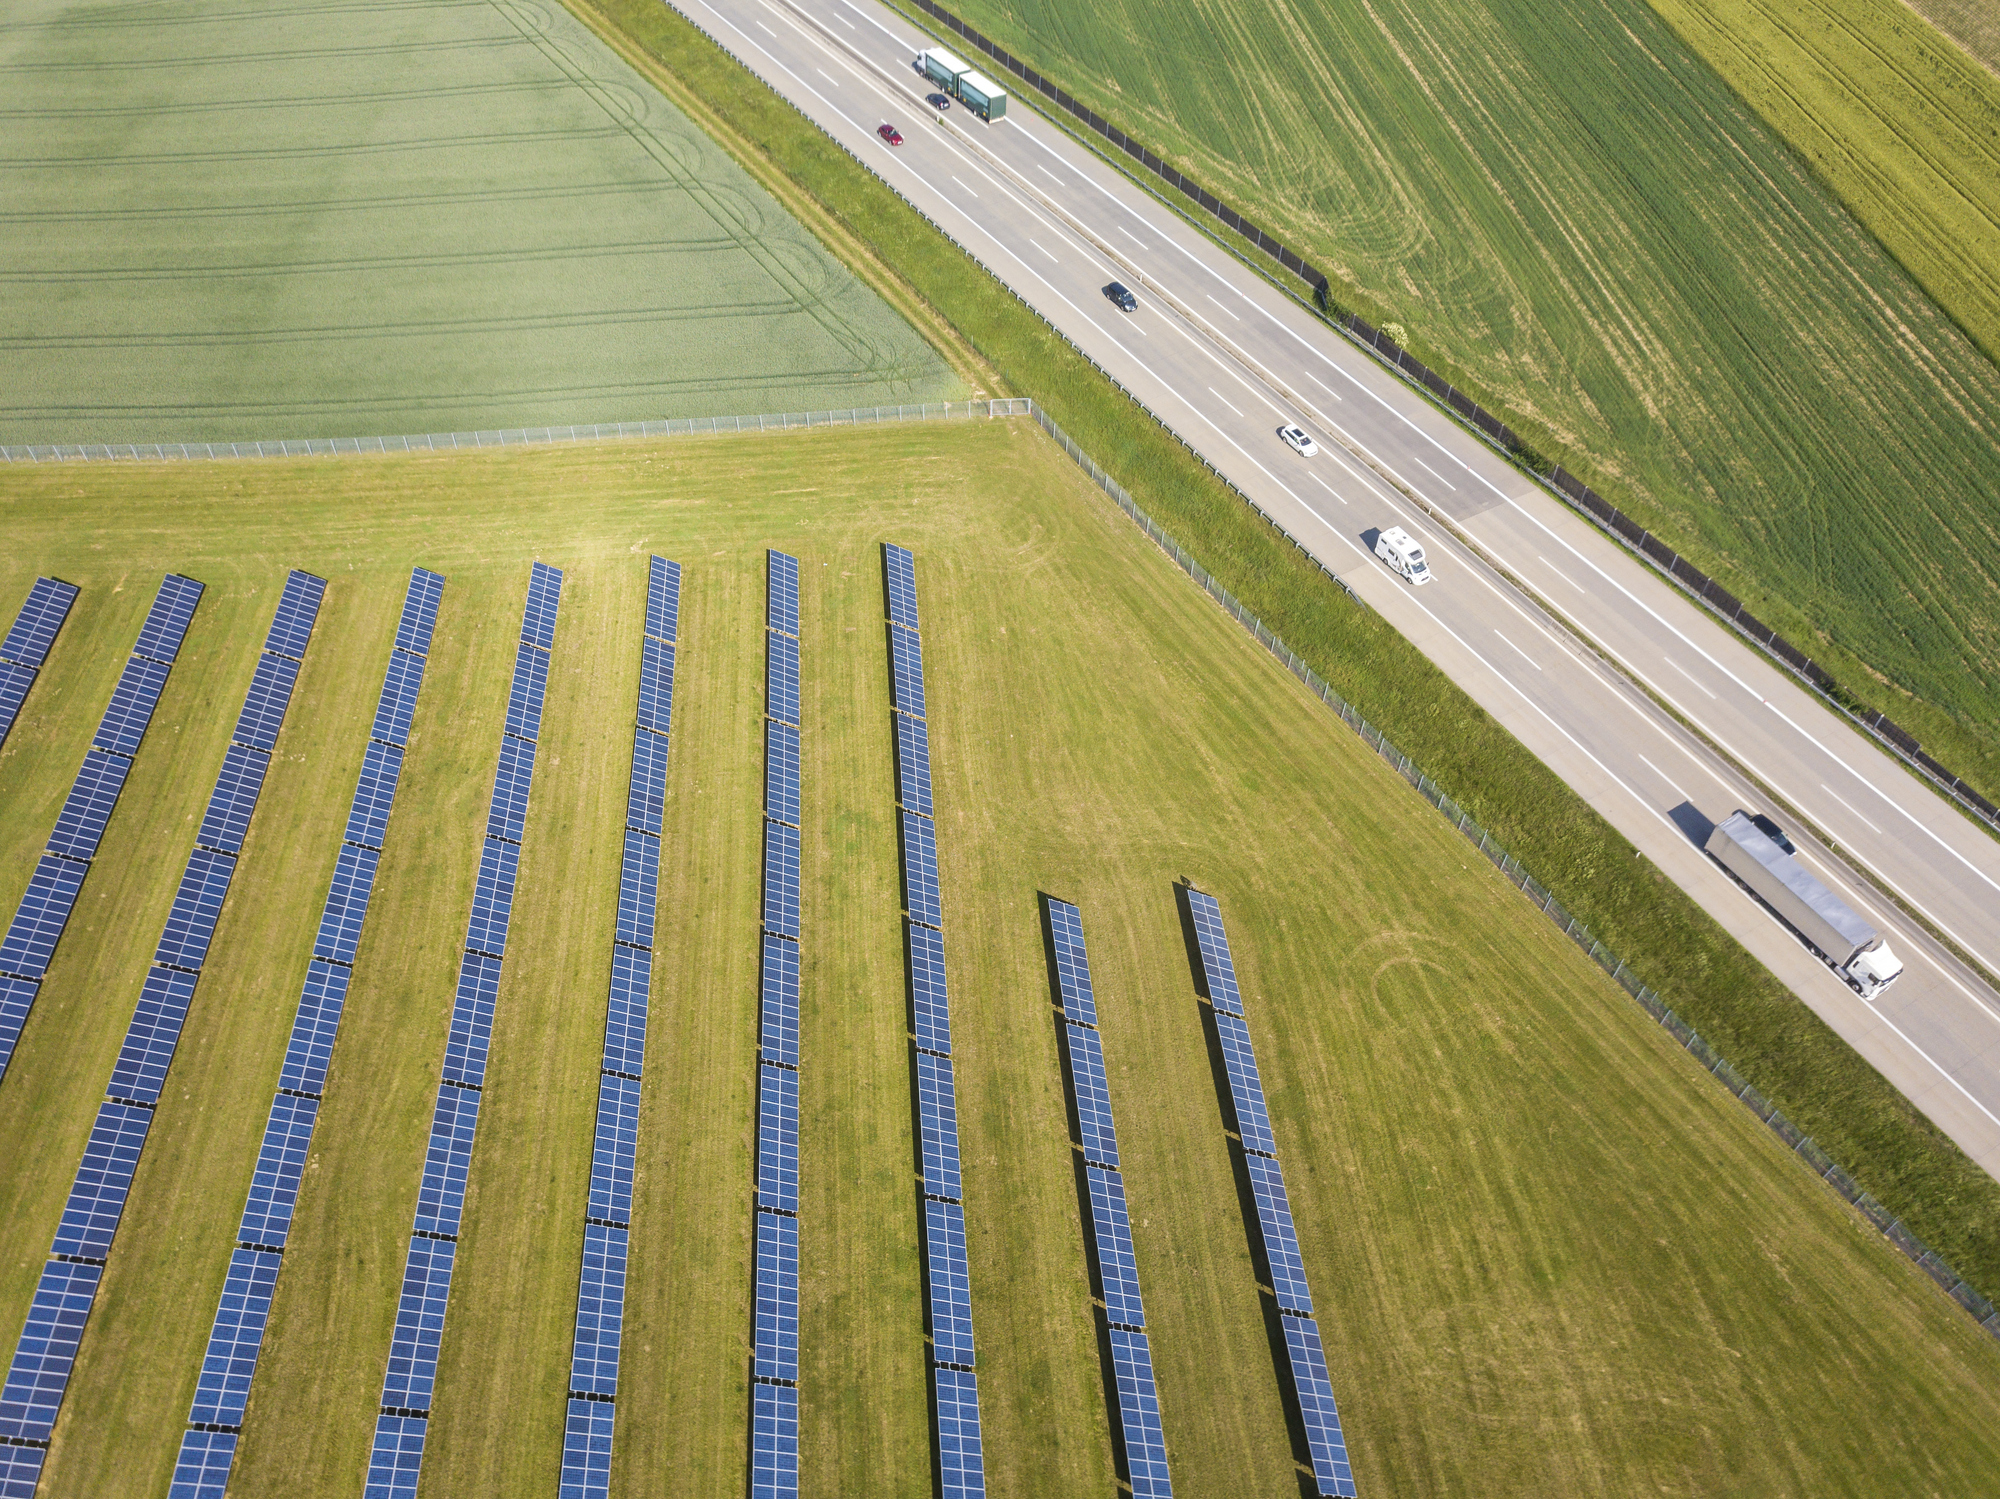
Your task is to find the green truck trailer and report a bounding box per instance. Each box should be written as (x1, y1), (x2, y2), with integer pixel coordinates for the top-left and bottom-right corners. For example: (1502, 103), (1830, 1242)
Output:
(918, 47), (1006, 120)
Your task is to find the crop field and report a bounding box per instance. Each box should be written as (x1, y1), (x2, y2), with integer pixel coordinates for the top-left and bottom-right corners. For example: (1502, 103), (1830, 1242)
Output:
(1, 423), (1997, 1497)
(911, 0), (2000, 794)
(0, 0), (958, 446)
(1903, 0), (2000, 76)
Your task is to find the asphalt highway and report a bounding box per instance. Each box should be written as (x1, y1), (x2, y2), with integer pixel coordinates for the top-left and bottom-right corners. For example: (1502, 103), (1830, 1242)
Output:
(667, 0), (2000, 1178)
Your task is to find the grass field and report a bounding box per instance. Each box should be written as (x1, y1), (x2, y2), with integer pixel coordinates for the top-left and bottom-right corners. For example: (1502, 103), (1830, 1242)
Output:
(1, 423), (1998, 1496)
(0, 0), (959, 444)
(895, 0), (2000, 797)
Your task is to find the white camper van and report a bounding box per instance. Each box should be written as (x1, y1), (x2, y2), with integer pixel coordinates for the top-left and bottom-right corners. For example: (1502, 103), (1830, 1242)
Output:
(1374, 526), (1432, 585)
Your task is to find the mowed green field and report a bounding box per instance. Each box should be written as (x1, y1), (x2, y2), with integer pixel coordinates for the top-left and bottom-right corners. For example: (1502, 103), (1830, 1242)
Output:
(917, 0), (2000, 792)
(0, 0), (958, 445)
(1, 424), (1998, 1498)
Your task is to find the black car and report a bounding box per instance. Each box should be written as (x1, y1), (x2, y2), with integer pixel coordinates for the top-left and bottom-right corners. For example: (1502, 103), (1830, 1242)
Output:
(927, 92), (952, 110)
(1104, 281), (1137, 312)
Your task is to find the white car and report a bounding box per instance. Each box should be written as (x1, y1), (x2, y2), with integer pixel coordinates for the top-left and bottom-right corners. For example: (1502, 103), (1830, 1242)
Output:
(1375, 526), (1433, 585)
(1279, 423), (1318, 457)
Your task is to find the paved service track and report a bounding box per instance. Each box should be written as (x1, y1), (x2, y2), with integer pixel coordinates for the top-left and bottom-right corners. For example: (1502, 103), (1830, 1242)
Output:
(669, 0), (2000, 1176)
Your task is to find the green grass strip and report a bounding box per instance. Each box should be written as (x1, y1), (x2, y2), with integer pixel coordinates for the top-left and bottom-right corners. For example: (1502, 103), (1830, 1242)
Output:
(566, 0), (2000, 1297)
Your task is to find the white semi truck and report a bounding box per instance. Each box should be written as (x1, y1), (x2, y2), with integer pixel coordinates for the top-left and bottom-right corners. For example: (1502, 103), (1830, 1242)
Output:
(1704, 810), (1904, 998)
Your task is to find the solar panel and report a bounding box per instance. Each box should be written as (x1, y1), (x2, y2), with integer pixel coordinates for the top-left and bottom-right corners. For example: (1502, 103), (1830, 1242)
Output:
(765, 719), (801, 827)
(760, 933), (800, 1069)
(893, 712), (933, 818)
(263, 571), (327, 662)
(900, 810), (941, 928)
(231, 652), (302, 754)
(344, 738), (406, 851)
(1212, 1010), (1277, 1157)
(314, 840), (382, 966)
(561, 1396), (617, 1499)
(0, 577), (79, 669)
(757, 1063), (801, 1214)
(924, 1198), (976, 1367)
(767, 551), (800, 639)
(1282, 1317), (1355, 1497)
(932, 1366), (987, 1498)
(441, 952), (503, 1089)
(883, 544), (920, 632)
(887, 623), (927, 718)
(365, 1411), (429, 1498)
(916, 1052), (963, 1202)
(371, 649), (428, 748)
(0, 1259), (101, 1444)
(646, 556), (682, 645)
(0, 1439), (49, 1492)
(46, 746), (133, 861)
(1244, 1154), (1312, 1317)
(1063, 1022), (1119, 1170)
(131, 574), (204, 666)
(505, 643), (550, 743)
(907, 920), (952, 1056)
(93, 654), (171, 757)
(615, 829), (659, 950)
(465, 836), (521, 957)
(1186, 890), (1244, 1016)
(637, 637), (675, 737)
(0, 662), (35, 750)
(602, 943), (650, 1078)
(105, 965), (199, 1106)
(522, 561), (565, 653)
(185, 1247), (282, 1427)
(588, 1073), (642, 1229)
(237, 1094), (320, 1250)
(486, 733), (537, 844)
(50, 1100), (153, 1260)
(0, 855), (88, 980)
(0, 975), (42, 1083)
(169, 1426), (238, 1499)
(279, 959), (353, 1097)
(766, 631), (800, 728)
(155, 846), (237, 972)
(412, 1086), (482, 1240)
(1085, 1166), (1146, 1330)
(750, 1381), (800, 1499)
(627, 726), (670, 837)
(395, 569), (447, 658)
(763, 822), (801, 939)
(191, 742), (269, 857)
(380, 1236), (457, 1413)
(1045, 899), (1097, 1027)
(753, 1212), (801, 1384)
(570, 1221), (629, 1397)
(1108, 1325), (1172, 1497)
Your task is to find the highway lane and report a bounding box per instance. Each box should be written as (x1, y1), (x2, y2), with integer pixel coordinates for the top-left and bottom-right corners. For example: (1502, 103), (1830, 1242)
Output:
(666, 0), (2000, 1175)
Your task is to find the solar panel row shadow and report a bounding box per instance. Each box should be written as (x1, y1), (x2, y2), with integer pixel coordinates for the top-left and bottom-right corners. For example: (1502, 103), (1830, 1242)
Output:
(171, 568), (438, 1499)
(1185, 889), (1356, 1498)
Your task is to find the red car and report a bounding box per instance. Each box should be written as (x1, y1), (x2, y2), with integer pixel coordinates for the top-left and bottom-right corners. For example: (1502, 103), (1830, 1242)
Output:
(878, 123), (904, 146)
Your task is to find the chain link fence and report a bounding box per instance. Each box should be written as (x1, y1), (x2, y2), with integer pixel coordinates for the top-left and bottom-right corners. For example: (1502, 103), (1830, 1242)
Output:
(1027, 400), (2000, 1344)
(0, 399), (1035, 464)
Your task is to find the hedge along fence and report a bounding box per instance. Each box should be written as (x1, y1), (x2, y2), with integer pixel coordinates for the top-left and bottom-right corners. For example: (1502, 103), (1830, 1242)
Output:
(897, 0), (2000, 837)
(1026, 397), (2000, 1344)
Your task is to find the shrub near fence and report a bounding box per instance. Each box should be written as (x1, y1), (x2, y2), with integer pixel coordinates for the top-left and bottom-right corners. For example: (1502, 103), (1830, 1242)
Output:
(894, 0), (1999, 835)
(1028, 399), (2000, 1345)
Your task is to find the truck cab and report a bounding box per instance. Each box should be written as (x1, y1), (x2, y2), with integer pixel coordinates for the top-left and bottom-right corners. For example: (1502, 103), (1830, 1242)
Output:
(1374, 526), (1432, 585)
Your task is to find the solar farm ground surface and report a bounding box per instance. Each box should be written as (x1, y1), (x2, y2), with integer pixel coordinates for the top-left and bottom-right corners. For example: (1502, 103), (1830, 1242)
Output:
(1, 420), (1998, 1497)
(0, 0), (959, 446)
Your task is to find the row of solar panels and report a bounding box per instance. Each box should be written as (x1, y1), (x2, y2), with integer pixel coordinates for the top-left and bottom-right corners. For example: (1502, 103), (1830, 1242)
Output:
(1046, 898), (1174, 1497)
(752, 551), (805, 1499)
(1186, 890), (1355, 1498)
(367, 563), (562, 1499)
(883, 543), (987, 1499)
(0, 572), (325, 1499)
(0, 575), (203, 1089)
(561, 556), (680, 1499)
(0, 577), (80, 755)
